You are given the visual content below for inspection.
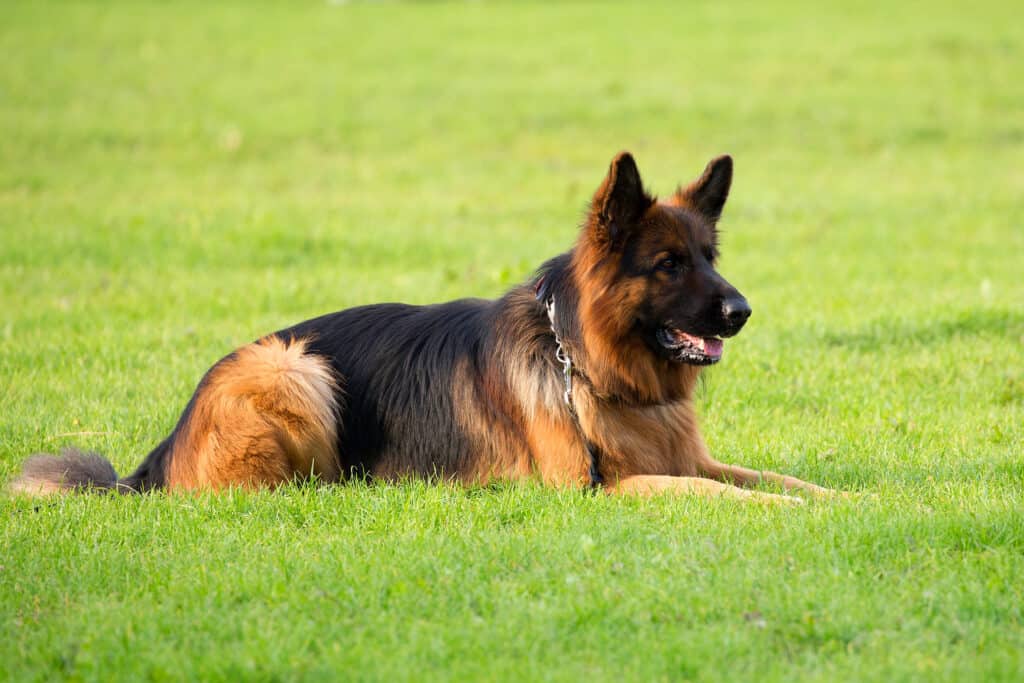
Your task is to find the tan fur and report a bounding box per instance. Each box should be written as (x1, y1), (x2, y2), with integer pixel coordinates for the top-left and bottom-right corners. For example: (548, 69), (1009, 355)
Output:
(8, 476), (64, 497)
(700, 461), (838, 498)
(571, 204), (705, 405)
(574, 396), (710, 480)
(570, 384), (831, 498)
(431, 357), (534, 484)
(610, 475), (803, 505)
(165, 336), (341, 490)
(522, 153), (836, 501)
(503, 349), (564, 424)
(525, 412), (591, 487)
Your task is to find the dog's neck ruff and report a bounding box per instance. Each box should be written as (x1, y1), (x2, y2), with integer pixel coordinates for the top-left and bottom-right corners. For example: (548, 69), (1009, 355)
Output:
(539, 290), (604, 489)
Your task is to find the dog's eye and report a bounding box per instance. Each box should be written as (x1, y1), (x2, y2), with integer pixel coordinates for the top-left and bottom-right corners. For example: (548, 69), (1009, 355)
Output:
(656, 257), (679, 273)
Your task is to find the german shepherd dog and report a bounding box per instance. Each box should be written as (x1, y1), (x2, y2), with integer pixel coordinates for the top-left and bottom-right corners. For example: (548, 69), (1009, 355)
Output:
(11, 153), (833, 504)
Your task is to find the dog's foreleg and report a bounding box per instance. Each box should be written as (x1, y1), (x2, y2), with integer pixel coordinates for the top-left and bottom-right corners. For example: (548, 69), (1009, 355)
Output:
(609, 475), (803, 505)
(700, 462), (837, 498)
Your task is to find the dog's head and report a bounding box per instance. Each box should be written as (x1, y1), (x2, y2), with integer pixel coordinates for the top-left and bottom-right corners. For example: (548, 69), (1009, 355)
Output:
(575, 152), (750, 369)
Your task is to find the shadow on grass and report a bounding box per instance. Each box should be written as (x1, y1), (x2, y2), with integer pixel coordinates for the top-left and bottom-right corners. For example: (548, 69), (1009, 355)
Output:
(820, 309), (1022, 351)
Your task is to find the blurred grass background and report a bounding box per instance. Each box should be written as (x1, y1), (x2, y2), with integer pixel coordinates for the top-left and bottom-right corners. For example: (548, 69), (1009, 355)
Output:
(1, 1), (1022, 680)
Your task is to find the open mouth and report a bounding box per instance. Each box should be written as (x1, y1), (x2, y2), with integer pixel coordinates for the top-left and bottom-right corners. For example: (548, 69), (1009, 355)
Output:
(656, 327), (724, 365)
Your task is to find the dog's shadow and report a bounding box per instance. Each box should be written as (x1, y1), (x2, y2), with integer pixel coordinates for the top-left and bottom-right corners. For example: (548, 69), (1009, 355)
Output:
(821, 309), (1021, 351)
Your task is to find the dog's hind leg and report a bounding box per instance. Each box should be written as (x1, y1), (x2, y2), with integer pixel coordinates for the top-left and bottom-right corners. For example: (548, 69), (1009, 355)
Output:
(610, 475), (803, 505)
(165, 336), (342, 491)
(699, 461), (837, 498)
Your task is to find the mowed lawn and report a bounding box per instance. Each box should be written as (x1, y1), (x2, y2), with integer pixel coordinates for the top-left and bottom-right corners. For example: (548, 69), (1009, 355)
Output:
(2, 1), (1022, 680)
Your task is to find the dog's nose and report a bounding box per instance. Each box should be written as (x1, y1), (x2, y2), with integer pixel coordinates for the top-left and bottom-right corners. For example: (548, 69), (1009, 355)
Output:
(722, 296), (752, 325)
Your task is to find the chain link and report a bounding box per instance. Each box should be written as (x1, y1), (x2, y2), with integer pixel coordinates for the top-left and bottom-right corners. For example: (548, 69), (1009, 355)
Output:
(545, 297), (575, 412)
(543, 294), (602, 488)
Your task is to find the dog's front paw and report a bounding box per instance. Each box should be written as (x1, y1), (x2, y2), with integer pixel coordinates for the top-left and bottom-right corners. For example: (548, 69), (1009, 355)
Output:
(747, 490), (805, 506)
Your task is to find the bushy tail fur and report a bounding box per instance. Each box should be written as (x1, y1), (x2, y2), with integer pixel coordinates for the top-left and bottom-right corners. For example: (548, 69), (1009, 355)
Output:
(8, 448), (121, 496)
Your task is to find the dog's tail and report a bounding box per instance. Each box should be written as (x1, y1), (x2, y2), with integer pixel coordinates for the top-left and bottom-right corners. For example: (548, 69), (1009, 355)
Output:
(9, 447), (127, 496)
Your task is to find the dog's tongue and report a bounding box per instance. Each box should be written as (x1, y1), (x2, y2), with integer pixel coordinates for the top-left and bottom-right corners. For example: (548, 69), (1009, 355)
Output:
(703, 337), (724, 358)
(677, 331), (724, 359)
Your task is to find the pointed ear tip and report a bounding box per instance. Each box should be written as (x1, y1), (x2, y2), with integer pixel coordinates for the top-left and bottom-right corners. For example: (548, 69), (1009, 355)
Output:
(611, 150), (637, 168)
(709, 154), (733, 170)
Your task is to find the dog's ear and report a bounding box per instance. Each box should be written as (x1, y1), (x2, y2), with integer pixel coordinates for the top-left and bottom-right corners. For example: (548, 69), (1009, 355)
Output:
(675, 155), (733, 224)
(590, 152), (653, 245)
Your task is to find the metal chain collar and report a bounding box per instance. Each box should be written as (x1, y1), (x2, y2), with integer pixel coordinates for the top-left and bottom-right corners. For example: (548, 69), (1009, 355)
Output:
(543, 295), (603, 488)
(544, 296), (575, 413)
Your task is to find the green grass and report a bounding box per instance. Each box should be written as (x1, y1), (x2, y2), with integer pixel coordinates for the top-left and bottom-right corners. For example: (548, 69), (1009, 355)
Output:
(2, 0), (1022, 680)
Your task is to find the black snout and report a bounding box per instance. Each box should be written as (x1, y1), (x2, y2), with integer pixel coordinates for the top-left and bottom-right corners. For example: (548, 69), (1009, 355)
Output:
(721, 296), (751, 331)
